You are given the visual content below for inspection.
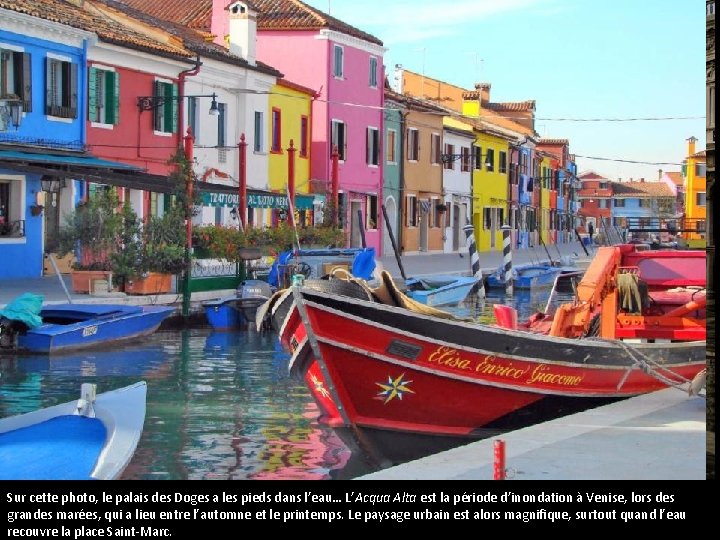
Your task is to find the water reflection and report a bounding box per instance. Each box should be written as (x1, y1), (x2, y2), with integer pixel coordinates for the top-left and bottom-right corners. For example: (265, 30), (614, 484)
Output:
(0, 288), (575, 480)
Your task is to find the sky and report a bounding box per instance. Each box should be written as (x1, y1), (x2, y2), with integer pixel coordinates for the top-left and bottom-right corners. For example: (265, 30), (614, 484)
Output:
(304, 0), (707, 181)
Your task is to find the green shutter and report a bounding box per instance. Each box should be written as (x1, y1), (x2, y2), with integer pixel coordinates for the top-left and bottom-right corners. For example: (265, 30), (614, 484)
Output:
(166, 83), (178, 134)
(88, 68), (98, 122)
(153, 80), (162, 130)
(105, 70), (118, 124)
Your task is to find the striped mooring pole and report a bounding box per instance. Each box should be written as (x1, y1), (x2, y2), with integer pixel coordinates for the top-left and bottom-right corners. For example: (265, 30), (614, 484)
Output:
(463, 224), (485, 297)
(501, 224), (513, 295)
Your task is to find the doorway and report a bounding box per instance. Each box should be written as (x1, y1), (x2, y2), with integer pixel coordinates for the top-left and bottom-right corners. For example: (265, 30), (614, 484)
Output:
(350, 200), (363, 247)
(452, 204), (460, 251)
(43, 191), (61, 253)
(419, 200), (429, 252)
(382, 197), (398, 257)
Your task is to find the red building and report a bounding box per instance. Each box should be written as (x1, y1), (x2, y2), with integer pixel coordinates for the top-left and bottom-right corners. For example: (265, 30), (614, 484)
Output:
(577, 170), (613, 236)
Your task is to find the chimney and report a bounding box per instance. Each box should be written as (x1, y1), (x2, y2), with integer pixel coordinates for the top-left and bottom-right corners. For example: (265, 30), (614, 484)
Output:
(640, 177), (644, 182)
(658, 168), (663, 180)
(686, 135), (697, 156)
(474, 82), (491, 104)
(227, 1), (257, 65)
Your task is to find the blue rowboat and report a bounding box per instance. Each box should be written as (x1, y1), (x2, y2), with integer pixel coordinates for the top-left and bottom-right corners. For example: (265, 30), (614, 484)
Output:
(404, 275), (481, 306)
(487, 264), (565, 290)
(0, 381), (147, 480)
(203, 280), (273, 331)
(1, 300), (175, 354)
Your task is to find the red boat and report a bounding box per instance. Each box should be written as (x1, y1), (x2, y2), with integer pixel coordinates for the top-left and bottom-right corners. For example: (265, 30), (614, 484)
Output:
(261, 245), (706, 438)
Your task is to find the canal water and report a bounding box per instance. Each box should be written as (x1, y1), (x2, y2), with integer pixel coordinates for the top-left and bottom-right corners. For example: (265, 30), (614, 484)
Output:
(0, 288), (574, 480)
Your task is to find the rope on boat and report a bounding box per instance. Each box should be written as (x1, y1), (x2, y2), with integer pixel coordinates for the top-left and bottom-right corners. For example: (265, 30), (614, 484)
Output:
(616, 340), (700, 395)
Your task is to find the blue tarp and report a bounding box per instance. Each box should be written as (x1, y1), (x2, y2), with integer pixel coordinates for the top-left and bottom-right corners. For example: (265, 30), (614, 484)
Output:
(0, 293), (44, 328)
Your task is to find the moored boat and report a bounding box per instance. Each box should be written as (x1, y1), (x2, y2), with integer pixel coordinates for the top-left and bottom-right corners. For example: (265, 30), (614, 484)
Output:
(270, 244), (706, 438)
(0, 296), (175, 354)
(404, 274), (482, 306)
(0, 381), (147, 480)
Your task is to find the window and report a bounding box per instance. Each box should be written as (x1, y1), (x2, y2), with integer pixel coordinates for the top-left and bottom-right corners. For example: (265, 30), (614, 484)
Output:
(217, 102), (227, 148)
(433, 201), (443, 228)
(639, 199), (651, 208)
(271, 107), (282, 153)
(254, 111), (263, 152)
(430, 134), (441, 165)
(406, 195), (417, 227)
(386, 129), (397, 163)
(300, 115), (309, 157)
(367, 195), (378, 229)
(461, 147), (471, 172)
(333, 45), (344, 78)
(338, 192), (346, 229)
(369, 57), (378, 87)
(615, 198), (626, 207)
(187, 97), (199, 142)
(473, 145), (482, 170)
(696, 192), (707, 206)
(599, 199), (609, 209)
(695, 163), (707, 176)
(0, 48), (31, 112)
(599, 182), (608, 189)
(88, 67), (119, 125)
(499, 151), (507, 174)
(407, 128), (419, 161)
(443, 143), (454, 170)
(151, 80), (177, 133)
(331, 120), (347, 160)
(366, 127), (379, 166)
(485, 148), (495, 172)
(46, 56), (78, 119)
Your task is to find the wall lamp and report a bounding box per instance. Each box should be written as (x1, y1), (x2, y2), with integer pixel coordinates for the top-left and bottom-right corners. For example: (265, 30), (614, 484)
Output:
(0, 97), (23, 130)
(137, 93), (220, 115)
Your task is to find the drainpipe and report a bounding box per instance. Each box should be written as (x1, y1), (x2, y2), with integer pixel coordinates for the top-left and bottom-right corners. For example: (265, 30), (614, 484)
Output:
(398, 110), (409, 253)
(177, 56), (202, 146)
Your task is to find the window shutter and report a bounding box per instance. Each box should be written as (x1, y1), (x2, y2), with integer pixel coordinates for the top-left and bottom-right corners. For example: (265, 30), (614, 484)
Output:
(45, 57), (54, 115)
(113, 71), (120, 124)
(153, 80), (162, 131)
(105, 71), (118, 124)
(20, 52), (32, 112)
(88, 68), (98, 122)
(69, 62), (78, 118)
(168, 83), (178, 133)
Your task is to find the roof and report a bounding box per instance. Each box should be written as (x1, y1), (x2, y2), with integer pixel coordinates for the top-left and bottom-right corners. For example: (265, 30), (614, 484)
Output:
(114, 0), (383, 45)
(0, 0), (193, 60)
(690, 150), (706, 159)
(578, 171), (609, 180)
(384, 88), (449, 114)
(611, 181), (674, 198)
(538, 138), (569, 146)
(665, 171), (683, 186)
(484, 101), (535, 112)
(99, 0), (282, 76)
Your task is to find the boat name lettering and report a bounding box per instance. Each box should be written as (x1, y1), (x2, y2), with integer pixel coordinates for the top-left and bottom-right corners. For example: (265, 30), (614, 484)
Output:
(82, 325), (98, 338)
(527, 364), (584, 386)
(427, 347), (473, 370)
(474, 356), (527, 379)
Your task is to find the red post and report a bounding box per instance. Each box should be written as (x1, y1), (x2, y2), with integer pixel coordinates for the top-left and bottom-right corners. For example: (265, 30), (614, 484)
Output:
(183, 127), (194, 251)
(238, 134), (248, 229)
(331, 145), (339, 226)
(287, 139), (296, 223)
(493, 439), (506, 480)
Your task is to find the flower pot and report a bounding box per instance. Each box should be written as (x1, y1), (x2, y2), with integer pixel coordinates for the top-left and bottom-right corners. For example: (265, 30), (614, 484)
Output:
(70, 270), (114, 294)
(125, 272), (173, 295)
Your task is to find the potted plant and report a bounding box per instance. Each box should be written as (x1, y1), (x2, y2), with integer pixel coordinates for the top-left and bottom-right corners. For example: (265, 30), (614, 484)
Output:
(125, 207), (186, 295)
(56, 188), (123, 293)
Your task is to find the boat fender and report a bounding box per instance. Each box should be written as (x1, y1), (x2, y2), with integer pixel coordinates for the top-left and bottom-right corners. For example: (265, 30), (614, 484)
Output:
(76, 383), (97, 418)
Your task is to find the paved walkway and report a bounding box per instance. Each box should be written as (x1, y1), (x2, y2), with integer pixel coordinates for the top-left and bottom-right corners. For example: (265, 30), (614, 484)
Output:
(1, 241), (594, 308)
(357, 388), (706, 480)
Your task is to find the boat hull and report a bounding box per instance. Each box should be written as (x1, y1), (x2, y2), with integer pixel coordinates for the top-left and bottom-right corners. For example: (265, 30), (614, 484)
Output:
(405, 275), (480, 306)
(15, 305), (175, 354)
(487, 264), (563, 290)
(285, 288), (704, 437)
(0, 381), (147, 480)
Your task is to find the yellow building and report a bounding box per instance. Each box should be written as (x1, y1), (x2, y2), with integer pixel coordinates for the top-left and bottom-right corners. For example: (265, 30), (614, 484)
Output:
(538, 153), (553, 245)
(267, 79), (315, 225)
(682, 136), (707, 247)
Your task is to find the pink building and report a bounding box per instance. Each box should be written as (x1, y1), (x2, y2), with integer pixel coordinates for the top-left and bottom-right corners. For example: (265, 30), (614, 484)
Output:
(247, 0), (386, 250)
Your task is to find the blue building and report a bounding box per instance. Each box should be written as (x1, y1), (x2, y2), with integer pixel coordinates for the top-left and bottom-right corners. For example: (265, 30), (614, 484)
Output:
(610, 180), (675, 241)
(0, 8), (135, 279)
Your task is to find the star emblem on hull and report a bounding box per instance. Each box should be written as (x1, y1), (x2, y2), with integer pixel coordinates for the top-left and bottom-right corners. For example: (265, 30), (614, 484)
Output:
(376, 373), (415, 404)
(310, 373), (331, 399)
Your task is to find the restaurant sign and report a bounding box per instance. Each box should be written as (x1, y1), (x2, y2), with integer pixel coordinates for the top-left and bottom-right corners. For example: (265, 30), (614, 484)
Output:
(201, 192), (315, 209)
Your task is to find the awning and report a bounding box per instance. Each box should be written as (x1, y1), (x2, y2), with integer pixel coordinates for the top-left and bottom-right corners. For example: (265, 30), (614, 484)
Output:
(0, 147), (320, 207)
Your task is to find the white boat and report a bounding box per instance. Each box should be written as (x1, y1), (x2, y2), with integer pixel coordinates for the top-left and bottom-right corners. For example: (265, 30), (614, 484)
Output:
(0, 381), (147, 480)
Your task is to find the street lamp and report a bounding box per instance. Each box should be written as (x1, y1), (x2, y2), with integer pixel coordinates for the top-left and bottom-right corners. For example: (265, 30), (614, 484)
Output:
(0, 97), (23, 130)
